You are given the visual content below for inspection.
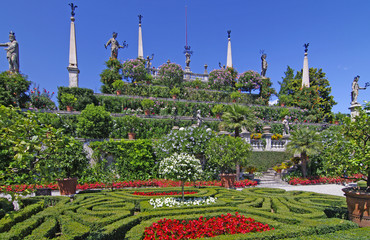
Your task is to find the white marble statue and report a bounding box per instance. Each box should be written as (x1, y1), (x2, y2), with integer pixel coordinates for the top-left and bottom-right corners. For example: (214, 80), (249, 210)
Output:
(0, 31), (19, 72)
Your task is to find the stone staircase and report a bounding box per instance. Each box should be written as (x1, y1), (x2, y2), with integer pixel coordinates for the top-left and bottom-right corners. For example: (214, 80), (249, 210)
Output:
(255, 168), (288, 187)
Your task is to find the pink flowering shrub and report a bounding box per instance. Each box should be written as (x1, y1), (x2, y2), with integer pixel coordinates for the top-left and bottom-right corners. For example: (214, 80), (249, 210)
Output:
(158, 63), (184, 87)
(122, 58), (147, 83)
(208, 68), (234, 90)
(238, 70), (262, 93)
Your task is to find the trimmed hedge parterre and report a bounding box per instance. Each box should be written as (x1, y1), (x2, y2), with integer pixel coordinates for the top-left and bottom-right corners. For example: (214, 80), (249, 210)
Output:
(0, 187), (360, 239)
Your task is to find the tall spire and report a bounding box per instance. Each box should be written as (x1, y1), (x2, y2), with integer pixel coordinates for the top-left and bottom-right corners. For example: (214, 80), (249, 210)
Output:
(138, 14), (143, 59)
(67, 3), (80, 88)
(226, 30), (232, 68)
(302, 43), (310, 88)
(184, 5), (192, 72)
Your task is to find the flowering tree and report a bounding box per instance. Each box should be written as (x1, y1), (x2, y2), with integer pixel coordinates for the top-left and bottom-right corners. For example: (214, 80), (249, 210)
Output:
(158, 62), (184, 88)
(237, 70), (262, 93)
(122, 58), (147, 83)
(208, 68), (234, 90)
(159, 153), (203, 201)
(29, 85), (56, 110)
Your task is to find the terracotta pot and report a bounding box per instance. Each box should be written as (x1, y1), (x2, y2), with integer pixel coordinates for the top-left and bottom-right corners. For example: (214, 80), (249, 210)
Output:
(144, 109), (150, 116)
(335, 121), (339, 125)
(172, 95), (177, 100)
(216, 113), (221, 119)
(57, 177), (78, 195)
(342, 187), (370, 227)
(232, 99), (236, 103)
(238, 89), (241, 93)
(116, 90), (122, 95)
(66, 106), (73, 111)
(281, 104), (285, 107)
(128, 132), (136, 140)
(195, 86), (199, 89)
(276, 169), (282, 173)
(36, 188), (52, 196)
(219, 174), (236, 188)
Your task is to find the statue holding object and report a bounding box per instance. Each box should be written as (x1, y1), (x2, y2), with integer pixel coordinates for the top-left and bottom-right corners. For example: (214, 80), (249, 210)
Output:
(0, 31), (19, 72)
(351, 75), (367, 105)
(104, 32), (127, 59)
(260, 51), (268, 77)
(146, 54), (154, 69)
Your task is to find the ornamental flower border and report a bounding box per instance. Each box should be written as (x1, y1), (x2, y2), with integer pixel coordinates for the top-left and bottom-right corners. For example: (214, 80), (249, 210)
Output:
(148, 196), (217, 208)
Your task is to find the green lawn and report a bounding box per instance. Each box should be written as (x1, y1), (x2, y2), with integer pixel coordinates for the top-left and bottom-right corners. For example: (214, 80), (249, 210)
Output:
(0, 187), (366, 240)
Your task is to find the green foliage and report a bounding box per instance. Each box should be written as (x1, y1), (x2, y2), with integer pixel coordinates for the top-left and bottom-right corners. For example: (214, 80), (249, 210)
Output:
(247, 151), (292, 172)
(208, 68), (234, 90)
(122, 58), (147, 83)
(28, 84), (56, 110)
(158, 62), (184, 88)
(205, 135), (252, 174)
(237, 70), (262, 93)
(278, 67), (336, 122)
(286, 127), (322, 178)
(169, 87), (181, 96)
(230, 91), (241, 100)
(59, 93), (76, 107)
(88, 139), (157, 181)
(140, 99), (154, 110)
(77, 104), (113, 139)
(112, 79), (125, 91)
(258, 77), (276, 105)
(221, 104), (257, 136)
(100, 59), (123, 93)
(57, 87), (97, 111)
(0, 71), (30, 108)
(211, 104), (225, 114)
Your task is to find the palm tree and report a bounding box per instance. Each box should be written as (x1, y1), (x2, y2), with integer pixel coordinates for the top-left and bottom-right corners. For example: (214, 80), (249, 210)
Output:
(220, 104), (257, 180)
(286, 128), (322, 178)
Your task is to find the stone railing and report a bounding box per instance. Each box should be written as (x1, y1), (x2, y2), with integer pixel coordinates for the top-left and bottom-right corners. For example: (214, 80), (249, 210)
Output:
(149, 68), (209, 82)
(240, 131), (290, 152)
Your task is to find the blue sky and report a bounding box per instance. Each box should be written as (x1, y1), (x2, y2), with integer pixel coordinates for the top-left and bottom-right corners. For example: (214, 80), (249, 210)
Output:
(0, 0), (369, 113)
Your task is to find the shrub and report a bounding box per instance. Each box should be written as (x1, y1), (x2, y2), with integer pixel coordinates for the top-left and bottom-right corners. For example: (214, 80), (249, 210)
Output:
(238, 70), (262, 93)
(208, 68), (234, 90)
(158, 62), (184, 88)
(100, 59), (123, 93)
(140, 99), (155, 111)
(112, 80), (125, 91)
(28, 85), (56, 110)
(0, 71), (30, 108)
(59, 93), (76, 108)
(122, 58), (147, 83)
(57, 87), (97, 111)
(77, 104), (113, 138)
(169, 87), (181, 97)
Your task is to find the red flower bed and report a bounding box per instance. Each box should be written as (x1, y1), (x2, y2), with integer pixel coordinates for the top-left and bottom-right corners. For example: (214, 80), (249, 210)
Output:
(288, 175), (366, 185)
(143, 212), (273, 240)
(132, 191), (197, 196)
(0, 179), (257, 193)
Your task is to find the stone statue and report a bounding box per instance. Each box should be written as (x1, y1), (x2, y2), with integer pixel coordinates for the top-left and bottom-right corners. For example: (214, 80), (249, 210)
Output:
(104, 32), (127, 59)
(218, 62), (225, 69)
(0, 31), (19, 72)
(185, 52), (191, 68)
(261, 53), (268, 77)
(146, 54), (154, 69)
(196, 109), (203, 127)
(68, 3), (77, 17)
(282, 116), (290, 136)
(351, 75), (366, 104)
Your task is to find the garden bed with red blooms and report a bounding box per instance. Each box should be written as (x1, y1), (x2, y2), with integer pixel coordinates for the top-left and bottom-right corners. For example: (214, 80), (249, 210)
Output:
(143, 212), (273, 240)
(1, 179), (258, 193)
(132, 191), (197, 196)
(287, 175), (366, 185)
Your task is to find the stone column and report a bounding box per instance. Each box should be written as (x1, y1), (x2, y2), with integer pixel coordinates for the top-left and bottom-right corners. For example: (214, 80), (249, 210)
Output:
(138, 16), (144, 59)
(349, 103), (361, 121)
(67, 15), (80, 88)
(302, 52), (310, 88)
(226, 30), (232, 68)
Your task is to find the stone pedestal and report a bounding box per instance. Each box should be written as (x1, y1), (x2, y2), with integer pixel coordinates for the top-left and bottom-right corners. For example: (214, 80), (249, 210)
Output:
(349, 103), (361, 121)
(138, 23), (143, 59)
(68, 67), (79, 88)
(302, 52), (309, 88)
(262, 133), (273, 151)
(184, 66), (191, 73)
(68, 16), (79, 88)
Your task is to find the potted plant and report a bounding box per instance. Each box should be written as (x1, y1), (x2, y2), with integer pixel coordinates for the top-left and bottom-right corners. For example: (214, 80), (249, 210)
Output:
(112, 80), (125, 95)
(205, 135), (251, 188)
(169, 87), (181, 100)
(124, 115), (140, 139)
(235, 83), (243, 92)
(141, 98), (155, 115)
(51, 136), (88, 195)
(321, 106), (370, 227)
(211, 104), (225, 119)
(273, 165), (283, 174)
(60, 93), (77, 111)
(193, 78), (202, 89)
(230, 91), (241, 103)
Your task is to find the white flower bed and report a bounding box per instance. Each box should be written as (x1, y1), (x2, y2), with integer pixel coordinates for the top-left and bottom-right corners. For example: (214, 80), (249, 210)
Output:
(149, 196), (217, 208)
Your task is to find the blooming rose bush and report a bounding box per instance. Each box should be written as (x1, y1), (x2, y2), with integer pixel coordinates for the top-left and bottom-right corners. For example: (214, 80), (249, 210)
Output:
(122, 58), (147, 83)
(158, 62), (184, 88)
(149, 196), (217, 208)
(133, 191), (197, 196)
(143, 212), (273, 239)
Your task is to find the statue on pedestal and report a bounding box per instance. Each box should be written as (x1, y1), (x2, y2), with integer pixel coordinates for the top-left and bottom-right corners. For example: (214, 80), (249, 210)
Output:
(196, 110), (203, 127)
(104, 32), (127, 59)
(261, 53), (268, 77)
(146, 54), (154, 69)
(0, 31), (19, 72)
(351, 75), (367, 105)
(282, 116), (290, 136)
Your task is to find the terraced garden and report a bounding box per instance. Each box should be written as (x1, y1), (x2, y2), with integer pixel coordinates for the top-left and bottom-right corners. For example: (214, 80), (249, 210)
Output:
(1, 187), (369, 240)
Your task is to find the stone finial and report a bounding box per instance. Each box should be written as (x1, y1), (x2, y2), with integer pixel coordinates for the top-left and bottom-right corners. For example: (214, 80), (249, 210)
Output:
(138, 14), (143, 24)
(227, 30), (231, 39)
(304, 43), (309, 53)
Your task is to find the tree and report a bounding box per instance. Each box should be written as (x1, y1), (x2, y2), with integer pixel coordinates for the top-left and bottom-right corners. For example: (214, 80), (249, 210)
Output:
(159, 153), (203, 201)
(100, 59), (123, 93)
(158, 62), (184, 88)
(77, 104), (113, 139)
(220, 104), (256, 180)
(278, 67), (336, 122)
(0, 71), (30, 108)
(286, 128), (322, 178)
(122, 58), (147, 83)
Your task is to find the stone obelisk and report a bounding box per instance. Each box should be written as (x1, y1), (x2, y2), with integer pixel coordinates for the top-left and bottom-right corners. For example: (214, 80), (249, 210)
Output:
(138, 15), (144, 59)
(226, 30), (232, 68)
(301, 43), (310, 88)
(67, 3), (80, 88)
